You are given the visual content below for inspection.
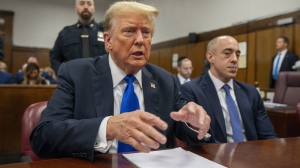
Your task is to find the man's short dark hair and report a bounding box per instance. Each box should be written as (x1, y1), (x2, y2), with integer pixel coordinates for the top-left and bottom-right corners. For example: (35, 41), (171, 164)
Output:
(177, 56), (188, 67)
(279, 36), (289, 45)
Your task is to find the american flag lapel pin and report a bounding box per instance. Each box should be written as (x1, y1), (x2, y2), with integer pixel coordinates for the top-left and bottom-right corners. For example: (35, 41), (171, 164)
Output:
(150, 83), (156, 88)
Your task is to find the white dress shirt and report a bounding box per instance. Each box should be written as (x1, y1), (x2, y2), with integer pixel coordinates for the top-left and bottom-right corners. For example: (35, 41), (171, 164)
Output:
(177, 73), (190, 85)
(94, 55), (144, 153)
(272, 49), (287, 77)
(208, 70), (247, 142)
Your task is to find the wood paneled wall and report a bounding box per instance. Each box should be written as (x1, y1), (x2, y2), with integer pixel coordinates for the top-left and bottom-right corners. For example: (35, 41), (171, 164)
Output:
(2, 10), (300, 88)
(150, 10), (300, 88)
(11, 46), (51, 75)
(0, 85), (55, 155)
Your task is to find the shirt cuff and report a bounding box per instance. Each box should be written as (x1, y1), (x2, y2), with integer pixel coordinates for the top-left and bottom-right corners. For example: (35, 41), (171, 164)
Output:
(185, 122), (211, 141)
(94, 116), (114, 153)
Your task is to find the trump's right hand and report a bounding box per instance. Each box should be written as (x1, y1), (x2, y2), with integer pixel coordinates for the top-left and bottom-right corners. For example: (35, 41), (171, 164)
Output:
(106, 110), (168, 153)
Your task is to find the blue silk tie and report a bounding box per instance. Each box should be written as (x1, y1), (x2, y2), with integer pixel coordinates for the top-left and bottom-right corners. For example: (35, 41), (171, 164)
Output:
(273, 52), (282, 80)
(223, 84), (244, 142)
(117, 75), (139, 153)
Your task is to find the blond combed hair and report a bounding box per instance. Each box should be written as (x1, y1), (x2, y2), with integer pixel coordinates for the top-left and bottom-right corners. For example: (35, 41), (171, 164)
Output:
(103, 1), (159, 35)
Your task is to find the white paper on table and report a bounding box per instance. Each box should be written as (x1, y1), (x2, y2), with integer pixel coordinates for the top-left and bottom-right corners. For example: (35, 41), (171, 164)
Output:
(264, 102), (287, 108)
(122, 147), (227, 168)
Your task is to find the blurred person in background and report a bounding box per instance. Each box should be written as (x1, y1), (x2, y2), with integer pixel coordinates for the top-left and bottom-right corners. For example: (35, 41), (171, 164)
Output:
(18, 63), (48, 85)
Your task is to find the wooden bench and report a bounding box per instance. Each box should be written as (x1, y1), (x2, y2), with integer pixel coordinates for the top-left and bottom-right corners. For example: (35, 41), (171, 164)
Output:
(0, 85), (56, 156)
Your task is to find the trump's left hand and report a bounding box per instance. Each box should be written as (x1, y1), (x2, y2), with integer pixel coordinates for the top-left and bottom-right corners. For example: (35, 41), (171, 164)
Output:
(170, 102), (210, 140)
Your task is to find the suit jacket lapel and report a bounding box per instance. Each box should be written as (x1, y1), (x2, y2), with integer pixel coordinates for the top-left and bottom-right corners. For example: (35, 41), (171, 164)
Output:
(175, 75), (181, 89)
(91, 55), (114, 117)
(280, 52), (288, 71)
(142, 66), (159, 116)
(233, 81), (256, 140)
(202, 74), (227, 140)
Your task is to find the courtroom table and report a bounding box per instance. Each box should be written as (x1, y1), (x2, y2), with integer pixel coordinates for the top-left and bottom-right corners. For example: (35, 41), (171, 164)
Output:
(265, 106), (300, 138)
(1, 137), (300, 168)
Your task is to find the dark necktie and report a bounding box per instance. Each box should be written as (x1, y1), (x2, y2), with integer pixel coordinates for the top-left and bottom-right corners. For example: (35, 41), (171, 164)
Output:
(223, 84), (244, 142)
(273, 52), (282, 80)
(118, 75), (139, 153)
(81, 26), (90, 58)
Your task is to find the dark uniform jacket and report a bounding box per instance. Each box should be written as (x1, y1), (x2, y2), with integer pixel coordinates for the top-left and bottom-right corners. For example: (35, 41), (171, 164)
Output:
(0, 71), (15, 84)
(50, 20), (106, 74)
(0, 36), (3, 60)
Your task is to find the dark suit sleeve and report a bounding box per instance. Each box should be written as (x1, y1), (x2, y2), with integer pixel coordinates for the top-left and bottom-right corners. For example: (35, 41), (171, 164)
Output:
(290, 53), (299, 68)
(174, 79), (215, 145)
(30, 63), (103, 161)
(50, 33), (64, 74)
(253, 90), (277, 139)
(269, 56), (275, 88)
(180, 82), (217, 144)
(41, 72), (57, 84)
(0, 37), (3, 60)
(179, 82), (196, 102)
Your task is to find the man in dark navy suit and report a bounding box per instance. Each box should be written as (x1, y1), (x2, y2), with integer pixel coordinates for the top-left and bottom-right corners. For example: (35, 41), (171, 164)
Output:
(31, 1), (212, 161)
(269, 36), (298, 88)
(180, 35), (277, 143)
(0, 71), (15, 84)
(0, 61), (16, 84)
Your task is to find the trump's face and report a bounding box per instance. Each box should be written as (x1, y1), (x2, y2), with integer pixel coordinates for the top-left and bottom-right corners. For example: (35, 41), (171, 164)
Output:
(104, 12), (153, 74)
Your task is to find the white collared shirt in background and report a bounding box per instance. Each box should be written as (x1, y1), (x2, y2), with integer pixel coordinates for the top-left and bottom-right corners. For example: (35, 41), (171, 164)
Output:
(208, 70), (247, 142)
(177, 73), (190, 85)
(272, 49), (287, 77)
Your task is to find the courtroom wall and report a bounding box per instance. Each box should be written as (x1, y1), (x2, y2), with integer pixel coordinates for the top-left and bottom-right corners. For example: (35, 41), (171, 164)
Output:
(149, 11), (300, 88)
(0, 0), (299, 48)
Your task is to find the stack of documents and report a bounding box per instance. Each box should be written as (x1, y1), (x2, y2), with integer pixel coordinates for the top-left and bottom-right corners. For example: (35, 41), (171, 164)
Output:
(264, 102), (287, 108)
(123, 147), (226, 168)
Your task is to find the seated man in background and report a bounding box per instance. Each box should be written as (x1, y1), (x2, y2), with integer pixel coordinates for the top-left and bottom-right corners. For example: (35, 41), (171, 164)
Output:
(0, 61), (15, 84)
(15, 56), (56, 84)
(174, 56), (193, 88)
(30, 1), (212, 161)
(180, 35), (277, 143)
